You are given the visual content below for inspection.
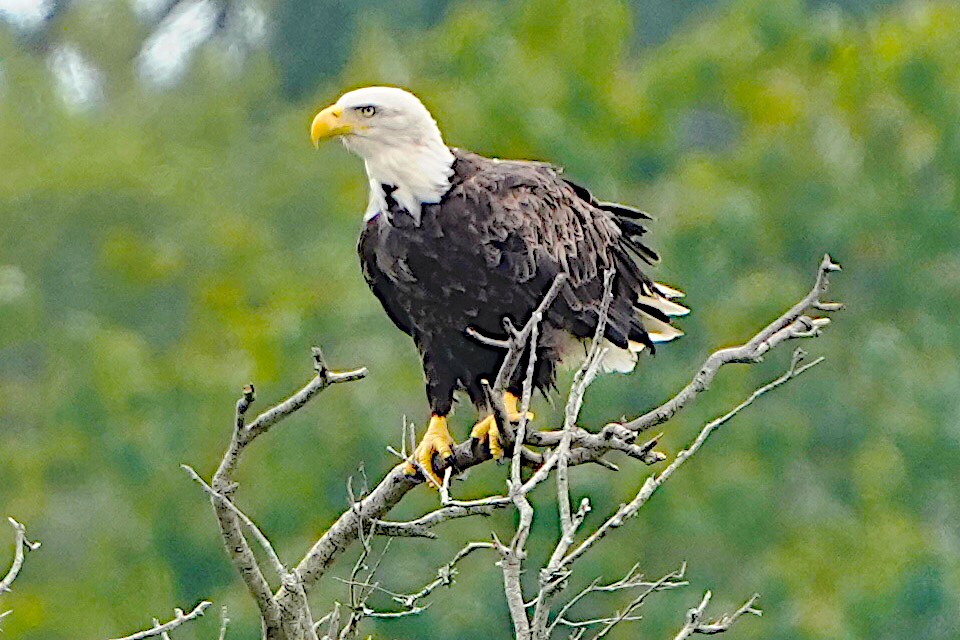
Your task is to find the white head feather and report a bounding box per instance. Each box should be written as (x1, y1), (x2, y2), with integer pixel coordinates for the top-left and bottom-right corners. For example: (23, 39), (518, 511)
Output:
(313, 86), (454, 224)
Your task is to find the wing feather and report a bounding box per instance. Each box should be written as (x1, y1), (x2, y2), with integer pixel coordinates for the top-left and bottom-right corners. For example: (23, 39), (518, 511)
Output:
(446, 154), (684, 356)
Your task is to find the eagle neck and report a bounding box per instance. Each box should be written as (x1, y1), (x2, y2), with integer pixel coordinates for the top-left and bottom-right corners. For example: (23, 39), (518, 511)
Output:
(360, 142), (455, 225)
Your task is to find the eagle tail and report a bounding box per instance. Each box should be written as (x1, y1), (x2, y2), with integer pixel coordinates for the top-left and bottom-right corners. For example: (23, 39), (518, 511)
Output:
(601, 202), (660, 265)
(600, 281), (688, 373)
(636, 281), (688, 342)
(559, 181), (689, 372)
(598, 339), (647, 373)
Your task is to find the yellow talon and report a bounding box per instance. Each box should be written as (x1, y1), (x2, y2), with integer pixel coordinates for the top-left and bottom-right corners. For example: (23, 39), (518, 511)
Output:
(403, 414), (455, 487)
(503, 392), (535, 423)
(470, 414), (503, 460)
(470, 393), (534, 460)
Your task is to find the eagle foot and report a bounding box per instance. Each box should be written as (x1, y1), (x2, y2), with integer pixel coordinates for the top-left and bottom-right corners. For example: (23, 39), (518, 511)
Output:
(403, 414), (455, 488)
(470, 415), (504, 461)
(471, 392), (534, 462)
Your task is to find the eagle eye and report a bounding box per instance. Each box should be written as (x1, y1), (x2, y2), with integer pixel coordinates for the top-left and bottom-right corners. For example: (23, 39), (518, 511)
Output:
(356, 105), (377, 118)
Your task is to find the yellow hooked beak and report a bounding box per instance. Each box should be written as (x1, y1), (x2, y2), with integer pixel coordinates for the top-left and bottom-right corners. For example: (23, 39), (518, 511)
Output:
(310, 105), (351, 147)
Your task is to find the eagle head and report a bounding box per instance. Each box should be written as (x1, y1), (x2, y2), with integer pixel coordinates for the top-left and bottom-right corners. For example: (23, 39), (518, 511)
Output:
(310, 86), (455, 223)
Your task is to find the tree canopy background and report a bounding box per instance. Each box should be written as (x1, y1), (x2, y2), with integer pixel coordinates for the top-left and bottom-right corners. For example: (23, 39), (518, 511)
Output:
(1, 0), (958, 638)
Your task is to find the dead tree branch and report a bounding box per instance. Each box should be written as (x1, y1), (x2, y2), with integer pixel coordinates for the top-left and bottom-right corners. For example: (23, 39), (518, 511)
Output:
(558, 348), (824, 574)
(612, 253), (841, 437)
(671, 591), (762, 639)
(489, 266), (828, 638)
(0, 517), (41, 629)
(107, 601), (212, 640)
(203, 347), (366, 640)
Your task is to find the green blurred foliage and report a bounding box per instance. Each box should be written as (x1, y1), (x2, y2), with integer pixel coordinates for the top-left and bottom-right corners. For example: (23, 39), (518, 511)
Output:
(1, 0), (959, 638)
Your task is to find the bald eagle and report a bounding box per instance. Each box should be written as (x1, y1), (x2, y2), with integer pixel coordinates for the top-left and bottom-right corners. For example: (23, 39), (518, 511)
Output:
(311, 87), (687, 485)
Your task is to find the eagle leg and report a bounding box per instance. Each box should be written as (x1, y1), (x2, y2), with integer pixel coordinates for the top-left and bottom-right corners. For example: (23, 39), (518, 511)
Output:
(404, 414), (455, 487)
(470, 392), (534, 461)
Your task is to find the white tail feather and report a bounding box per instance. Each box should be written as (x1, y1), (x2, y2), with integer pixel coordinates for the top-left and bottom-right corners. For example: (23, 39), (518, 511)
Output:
(598, 339), (644, 373)
(653, 282), (685, 299)
(640, 313), (685, 343)
(637, 294), (690, 317)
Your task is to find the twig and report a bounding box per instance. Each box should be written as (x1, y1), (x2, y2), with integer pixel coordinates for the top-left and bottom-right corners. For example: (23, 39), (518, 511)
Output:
(217, 606), (230, 640)
(108, 601), (212, 640)
(671, 591), (761, 639)
(590, 566), (688, 639)
(0, 517), (40, 628)
(0, 518), (40, 595)
(547, 563), (687, 636)
(372, 501), (508, 539)
(315, 602), (341, 639)
(340, 541), (494, 619)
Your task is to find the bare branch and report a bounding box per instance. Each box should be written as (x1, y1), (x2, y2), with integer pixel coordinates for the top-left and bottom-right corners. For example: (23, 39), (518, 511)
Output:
(556, 270), (614, 541)
(372, 501), (508, 539)
(548, 563), (687, 636)
(495, 313), (545, 640)
(182, 465), (286, 579)
(277, 278), (574, 610)
(671, 592), (761, 639)
(531, 270), (616, 637)
(197, 347), (365, 639)
(615, 254), (840, 435)
(0, 517), (40, 628)
(589, 565), (688, 639)
(0, 518), (40, 595)
(108, 601), (212, 640)
(495, 532), (531, 639)
(339, 541), (494, 620)
(562, 348), (823, 571)
(217, 606), (230, 640)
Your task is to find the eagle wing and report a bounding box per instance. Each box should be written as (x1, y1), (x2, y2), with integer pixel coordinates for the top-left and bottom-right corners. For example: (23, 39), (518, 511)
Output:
(443, 154), (685, 353)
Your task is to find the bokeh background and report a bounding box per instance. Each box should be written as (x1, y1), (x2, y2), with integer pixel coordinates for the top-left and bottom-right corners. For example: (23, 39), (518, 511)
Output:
(1, 0), (958, 638)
